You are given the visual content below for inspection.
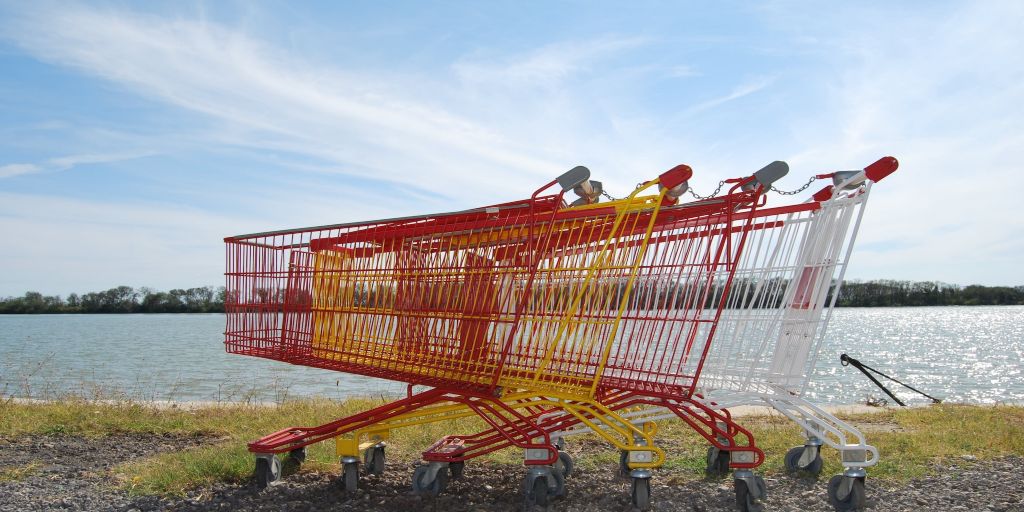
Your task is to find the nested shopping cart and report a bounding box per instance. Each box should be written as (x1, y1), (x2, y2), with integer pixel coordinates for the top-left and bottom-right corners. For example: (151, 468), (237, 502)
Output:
(518, 156), (898, 512)
(224, 163), (785, 509)
(693, 156), (898, 511)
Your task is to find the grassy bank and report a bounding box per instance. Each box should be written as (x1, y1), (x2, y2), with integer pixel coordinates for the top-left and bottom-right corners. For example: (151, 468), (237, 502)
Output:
(1, 398), (1021, 496)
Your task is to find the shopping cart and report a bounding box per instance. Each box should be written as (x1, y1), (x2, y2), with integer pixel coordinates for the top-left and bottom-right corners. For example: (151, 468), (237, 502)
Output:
(224, 162), (786, 508)
(695, 155), (898, 511)
(522, 156), (898, 512)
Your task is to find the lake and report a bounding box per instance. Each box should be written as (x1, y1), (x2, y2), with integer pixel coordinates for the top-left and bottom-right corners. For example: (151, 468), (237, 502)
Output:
(1, 306), (1021, 405)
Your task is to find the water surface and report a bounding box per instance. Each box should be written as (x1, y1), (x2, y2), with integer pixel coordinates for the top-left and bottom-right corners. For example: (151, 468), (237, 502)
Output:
(1, 306), (1021, 405)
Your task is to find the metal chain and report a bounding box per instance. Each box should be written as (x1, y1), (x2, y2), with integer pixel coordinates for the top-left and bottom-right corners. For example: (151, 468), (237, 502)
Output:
(686, 181), (726, 200)
(601, 175), (820, 202)
(770, 176), (818, 196)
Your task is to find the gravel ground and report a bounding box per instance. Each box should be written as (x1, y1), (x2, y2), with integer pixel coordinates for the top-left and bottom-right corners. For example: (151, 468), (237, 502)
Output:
(1, 434), (1022, 511)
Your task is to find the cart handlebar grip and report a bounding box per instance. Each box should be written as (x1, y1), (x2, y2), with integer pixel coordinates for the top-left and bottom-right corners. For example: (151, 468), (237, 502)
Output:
(556, 165), (592, 191)
(659, 164), (692, 190)
(753, 160), (789, 189)
(864, 156), (898, 182)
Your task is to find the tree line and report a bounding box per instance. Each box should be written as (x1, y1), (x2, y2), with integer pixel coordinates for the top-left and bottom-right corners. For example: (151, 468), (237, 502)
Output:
(0, 280), (1021, 314)
(0, 286), (226, 314)
(834, 280), (1024, 307)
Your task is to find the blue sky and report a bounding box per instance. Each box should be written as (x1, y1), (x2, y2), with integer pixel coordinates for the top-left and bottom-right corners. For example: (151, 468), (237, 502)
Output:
(0, 1), (1021, 295)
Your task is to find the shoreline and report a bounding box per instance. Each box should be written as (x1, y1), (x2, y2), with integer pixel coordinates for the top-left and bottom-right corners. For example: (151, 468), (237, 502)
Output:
(2, 303), (1023, 316)
(4, 396), (948, 415)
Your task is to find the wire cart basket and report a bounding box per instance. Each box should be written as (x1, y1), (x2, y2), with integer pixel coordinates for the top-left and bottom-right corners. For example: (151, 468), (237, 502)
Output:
(224, 162), (788, 509)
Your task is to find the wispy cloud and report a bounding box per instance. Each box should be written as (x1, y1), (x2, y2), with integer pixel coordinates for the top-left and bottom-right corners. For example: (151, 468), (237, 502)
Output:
(1, 6), (575, 198)
(0, 163), (39, 178)
(684, 76), (775, 115)
(0, 152), (155, 179)
(762, 1), (1024, 284)
(668, 65), (702, 78)
(453, 37), (648, 88)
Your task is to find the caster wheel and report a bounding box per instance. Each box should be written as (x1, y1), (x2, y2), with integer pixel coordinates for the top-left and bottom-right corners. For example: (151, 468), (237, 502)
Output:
(341, 461), (359, 493)
(554, 451), (574, 478)
(412, 465), (448, 496)
(828, 475), (866, 511)
(784, 446), (823, 475)
(449, 460), (465, 480)
(706, 446), (731, 476)
(551, 466), (566, 497)
(254, 455), (282, 489)
(734, 475), (766, 512)
(363, 446), (386, 475)
(619, 450), (630, 477)
(526, 475), (550, 508)
(288, 446), (306, 465)
(631, 477), (651, 511)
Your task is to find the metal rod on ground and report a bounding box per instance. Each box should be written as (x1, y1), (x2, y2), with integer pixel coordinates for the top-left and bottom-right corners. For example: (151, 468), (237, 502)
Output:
(840, 353), (943, 406)
(841, 354), (906, 406)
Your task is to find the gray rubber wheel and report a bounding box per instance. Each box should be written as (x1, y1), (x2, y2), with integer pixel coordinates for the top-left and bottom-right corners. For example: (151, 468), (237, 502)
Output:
(431, 467), (449, 496)
(364, 446), (385, 475)
(529, 475), (550, 507)
(449, 461), (465, 480)
(254, 455), (281, 489)
(412, 465), (428, 493)
(619, 450), (631, 477)
(412, 465), (447, 496)
(342, 462), (359, 493)
(288, 447), (306, 465)
(555, 451), (574, 478)
(828, 475), (866, 511)
(706, 446), (731, 476)
(784, 446), (823, 475)
(734, 476), (766, 512)
(631, 477), (651, 511)
(551, 465), (566, 497)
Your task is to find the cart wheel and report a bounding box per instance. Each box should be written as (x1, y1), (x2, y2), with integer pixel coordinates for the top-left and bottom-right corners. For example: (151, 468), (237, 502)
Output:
(784, 446), (822, 475)
(449, 460), (465, 480)
(618, 450), (631, 477)
(705, 446), (731, 476)
(254, 455), (282, 489)
(554, 451), (574, 478)
(341, 461), (359, 493)
(631, 476), (651, 511)
(288, 446), (306, 465)
(412, 465), (448, 496)
(827, 475), (866, 511)
(551, 465), (567, 497)
(734, 475), (766, 512)
(525, 474), (550, 508)
(364, 446), (386, 475)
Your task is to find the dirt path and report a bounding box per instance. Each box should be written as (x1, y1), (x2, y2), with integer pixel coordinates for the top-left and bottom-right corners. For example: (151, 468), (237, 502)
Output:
(1, 434), (1021, 511)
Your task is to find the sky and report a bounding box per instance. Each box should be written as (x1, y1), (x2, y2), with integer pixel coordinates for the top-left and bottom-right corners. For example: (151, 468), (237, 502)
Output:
(0, 1), (1022, 296)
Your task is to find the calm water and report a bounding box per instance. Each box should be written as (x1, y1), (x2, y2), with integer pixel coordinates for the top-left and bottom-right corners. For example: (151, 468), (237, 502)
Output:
(1, 306), (1021, 405)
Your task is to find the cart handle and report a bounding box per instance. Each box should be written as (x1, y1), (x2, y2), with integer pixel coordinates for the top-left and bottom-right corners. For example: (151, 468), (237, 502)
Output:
(530, 165), (591, 200)
(812, 156), (899, 201)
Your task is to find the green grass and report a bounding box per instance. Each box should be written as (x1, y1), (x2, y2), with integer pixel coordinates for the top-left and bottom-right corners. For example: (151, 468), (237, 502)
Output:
(2, 398), (1021, 496)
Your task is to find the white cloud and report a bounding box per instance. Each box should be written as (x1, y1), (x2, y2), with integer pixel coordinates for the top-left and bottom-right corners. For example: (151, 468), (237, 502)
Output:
(0, 192), (246, 295)
(764, 1), (1024, 285)
(1, 2), (1021, 290)
(684, 76), (776, 115)
(0, 152), (155, 179)
(0, 163), (40, 178)
(668, 65), (701, 78)
(453, 37), (648, 88)
(2, 6), (573, 199)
